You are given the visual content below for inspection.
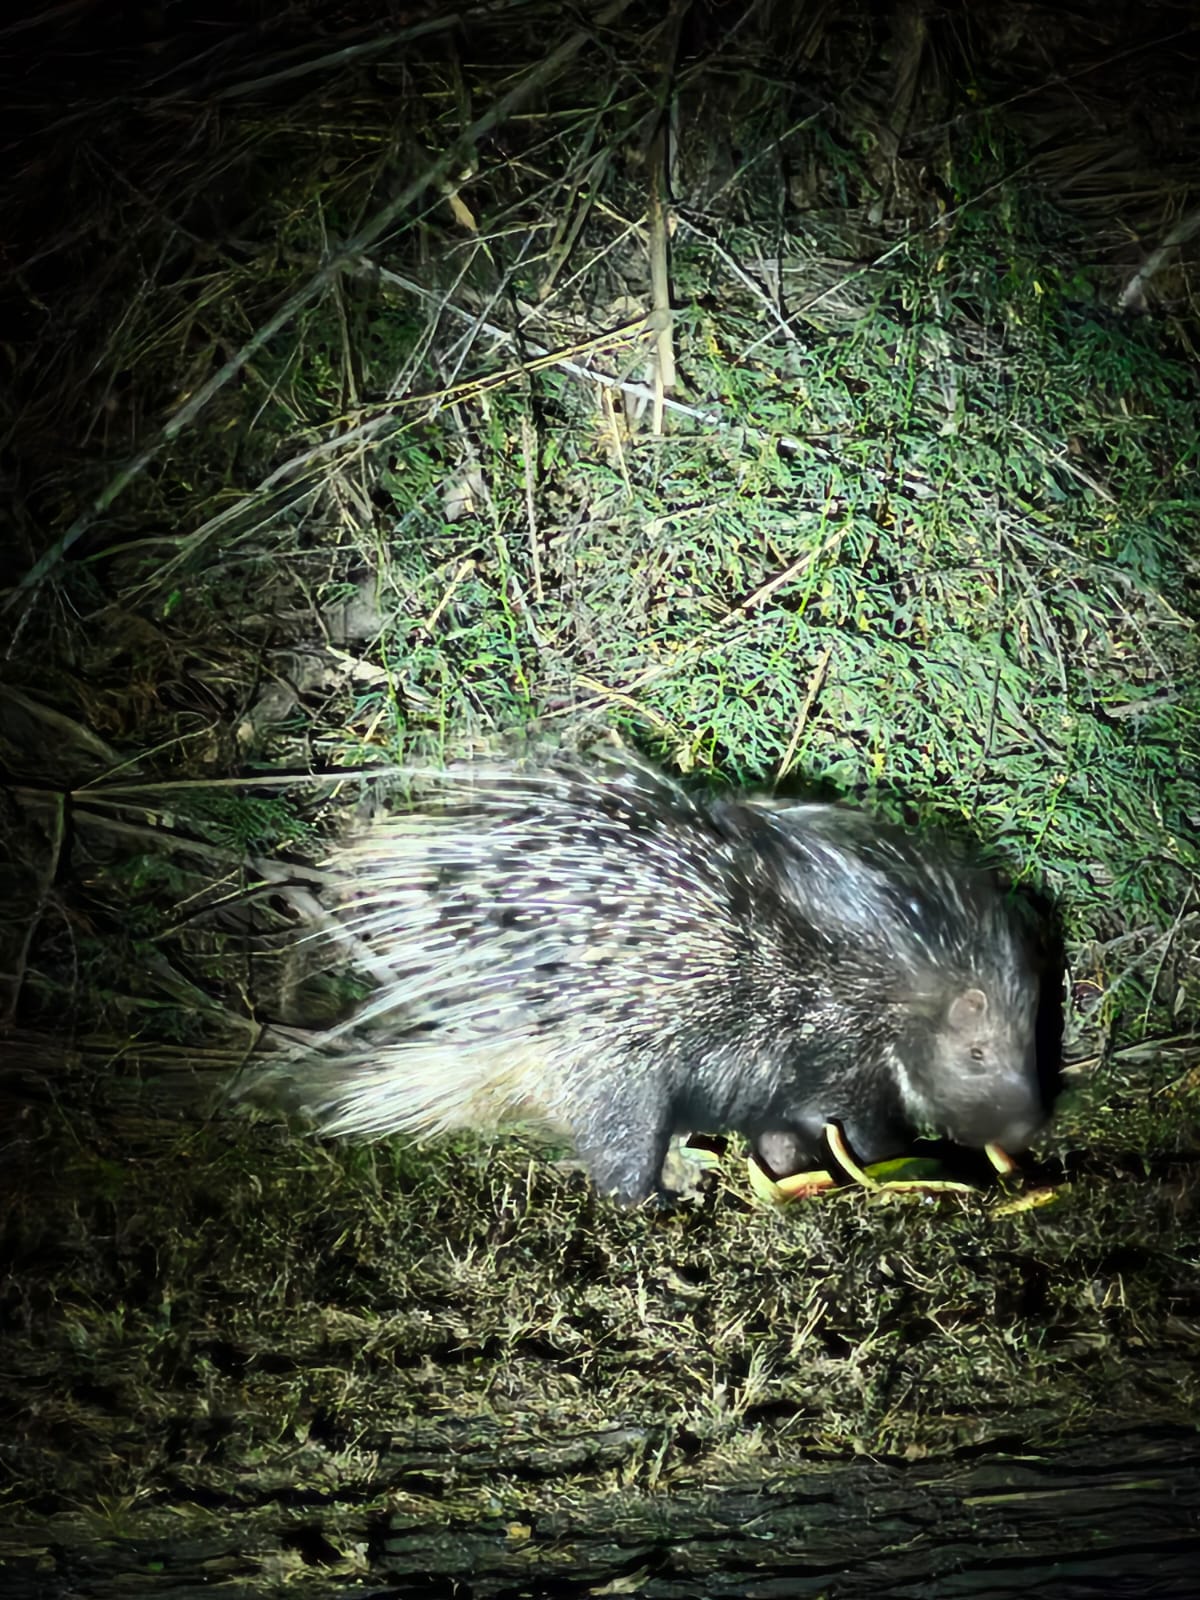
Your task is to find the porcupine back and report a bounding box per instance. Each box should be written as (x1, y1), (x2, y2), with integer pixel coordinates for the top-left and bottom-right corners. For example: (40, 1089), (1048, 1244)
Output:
(295, 757), (1045, 1202)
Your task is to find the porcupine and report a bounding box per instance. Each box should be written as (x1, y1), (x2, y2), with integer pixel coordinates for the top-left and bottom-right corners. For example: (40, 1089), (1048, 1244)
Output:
(288, 756), (1046, 1202)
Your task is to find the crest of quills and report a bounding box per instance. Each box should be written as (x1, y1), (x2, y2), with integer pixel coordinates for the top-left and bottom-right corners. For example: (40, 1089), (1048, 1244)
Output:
(282, 756), (1046, 1203)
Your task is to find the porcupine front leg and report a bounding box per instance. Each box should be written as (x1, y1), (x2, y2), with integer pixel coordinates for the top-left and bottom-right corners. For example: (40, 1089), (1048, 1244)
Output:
(575, 1124), (674, 1204)
(567, 1076), (674, 1205)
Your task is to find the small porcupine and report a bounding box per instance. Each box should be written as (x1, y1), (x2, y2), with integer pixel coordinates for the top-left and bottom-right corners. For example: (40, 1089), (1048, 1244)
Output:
(288, 756), (1046, 1202)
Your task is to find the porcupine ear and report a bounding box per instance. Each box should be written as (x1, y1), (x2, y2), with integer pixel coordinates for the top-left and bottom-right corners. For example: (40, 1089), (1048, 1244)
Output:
(946, 986), (989, 1033)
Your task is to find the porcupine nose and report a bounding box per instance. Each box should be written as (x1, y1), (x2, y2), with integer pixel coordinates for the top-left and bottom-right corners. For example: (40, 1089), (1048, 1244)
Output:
(953, 1070), (1045, 1152)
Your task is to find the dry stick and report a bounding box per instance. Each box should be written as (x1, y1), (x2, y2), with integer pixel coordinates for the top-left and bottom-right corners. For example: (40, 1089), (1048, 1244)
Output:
(644, 1), (685, 433)
(1139, 883), (1195, 1040)
(520, 415), (544, 603)
(720, 527), (848, 629)
(676, 211), (797, 343)
(643, 0), (691, 435)
(646, 153), (674, 434)
(210, 11), (468, 102)
(376, 315), (662, 412)
(365, 279), (679, 420)
(4, 0), (640, 619)
(1119, 204), (1200, 310)
(775, 643), (835, 784)
(536, 147), (608, 304)
(424, 557), (477, 632)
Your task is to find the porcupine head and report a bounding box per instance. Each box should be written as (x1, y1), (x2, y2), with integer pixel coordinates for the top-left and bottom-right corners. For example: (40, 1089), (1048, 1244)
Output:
(736, 803), (1046, 1185)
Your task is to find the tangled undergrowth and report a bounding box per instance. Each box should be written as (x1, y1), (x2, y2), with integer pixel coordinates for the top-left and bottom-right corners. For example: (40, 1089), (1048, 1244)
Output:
(2, 0), (1200, 1593)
